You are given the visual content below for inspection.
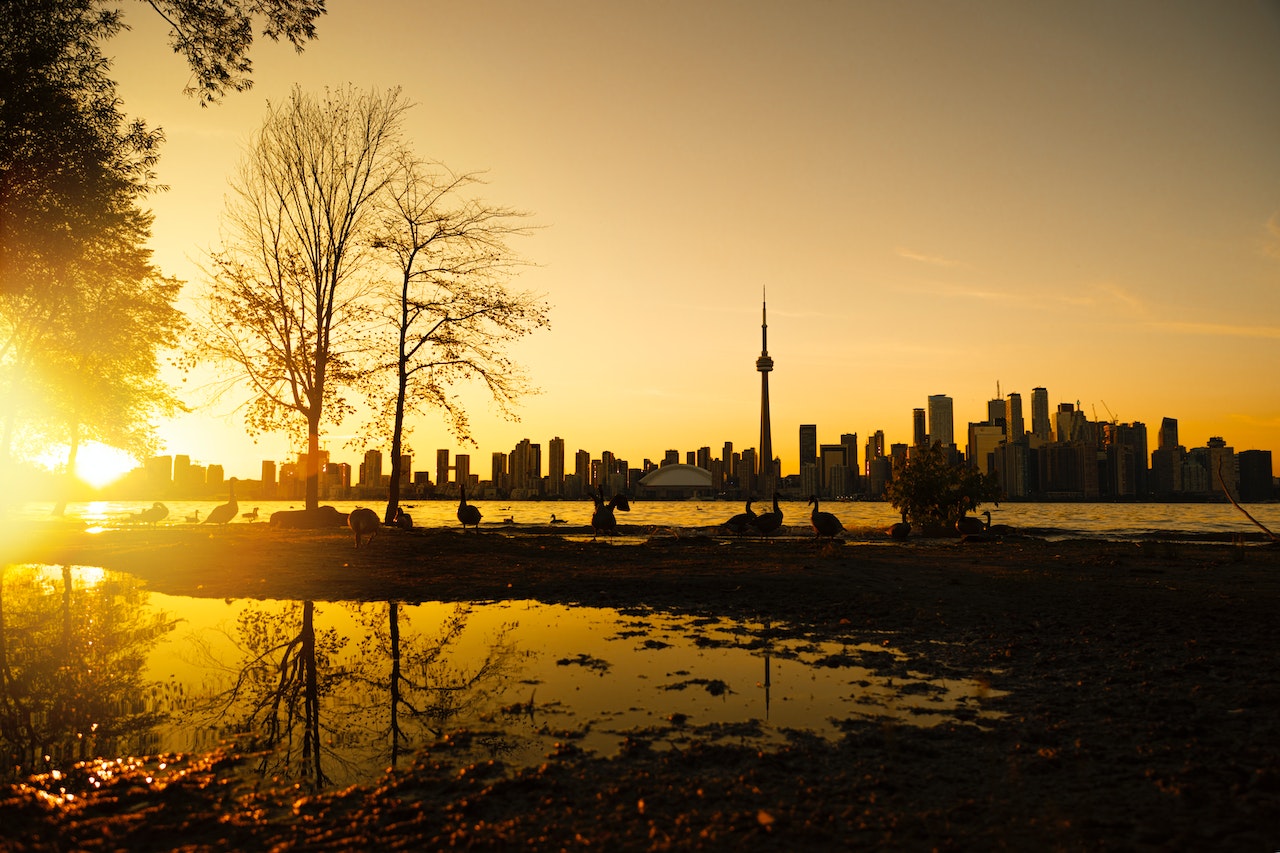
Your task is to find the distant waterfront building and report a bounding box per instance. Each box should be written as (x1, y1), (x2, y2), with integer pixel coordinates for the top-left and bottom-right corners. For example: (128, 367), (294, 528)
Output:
(361, 449), (383, 487)
(1031, 387), (1052, 440)
(145, 456), (173, 491)
(491, 452), (507, 492)
(573, 449), (591, 497)
(1005, 392), (1024, 441)
(967, 423), (1005, 473)
(548, 437), (565, 497)
(206, 464), (224, 487)
(799, 425), (817, 471)
(927, 394), (954, 448)
(436, 449), (451, 489)
(986, 397), (1005, 428)
(912, 408), (927, 448)
(261, 460), (277, 499)
(454, 454), (471, 491)
(1238, 450), (1275, 501)
(840, 433), (859, 494)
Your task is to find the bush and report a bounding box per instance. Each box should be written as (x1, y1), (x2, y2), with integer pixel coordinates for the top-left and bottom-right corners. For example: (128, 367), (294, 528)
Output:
(884, 443), (1002, 531)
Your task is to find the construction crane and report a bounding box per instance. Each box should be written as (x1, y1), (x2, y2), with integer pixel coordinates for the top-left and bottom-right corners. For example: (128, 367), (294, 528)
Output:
(1101, 400), (1118, 425)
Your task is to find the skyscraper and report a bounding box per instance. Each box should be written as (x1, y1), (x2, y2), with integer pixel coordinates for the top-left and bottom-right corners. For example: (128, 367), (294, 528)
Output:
(756, 294), (774, 486)
(548, 437), (565, 496)
(1005, 392), (1024, 440)
(927, 394), (954, 447)
(912, 408), (927, 447)
(1031, 387), (1052, 440)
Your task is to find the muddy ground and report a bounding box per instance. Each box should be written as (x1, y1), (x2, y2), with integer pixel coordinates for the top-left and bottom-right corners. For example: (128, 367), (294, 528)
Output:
(3, 523), (1279, 850)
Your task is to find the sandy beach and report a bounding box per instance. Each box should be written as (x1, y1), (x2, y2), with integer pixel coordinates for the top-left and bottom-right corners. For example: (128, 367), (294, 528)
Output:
(4, 524), (1279, 850)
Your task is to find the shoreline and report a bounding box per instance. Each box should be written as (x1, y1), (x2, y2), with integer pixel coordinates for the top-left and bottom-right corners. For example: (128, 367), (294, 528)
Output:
(4, 528), (1279, 849)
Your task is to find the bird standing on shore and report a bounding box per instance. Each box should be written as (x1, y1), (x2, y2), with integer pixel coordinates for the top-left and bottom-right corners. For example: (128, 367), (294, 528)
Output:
(751, 493), (783, 537)
(458, 484), (482, 532)
(241, 507), (259, 522)
(591, 485), (631, 539)
(885, 511), (910, 540)
(202, 479), (238, 525)
(808, 496), (844, 539)
(131, 502), (168, 526)
(722, 497), (756, 536)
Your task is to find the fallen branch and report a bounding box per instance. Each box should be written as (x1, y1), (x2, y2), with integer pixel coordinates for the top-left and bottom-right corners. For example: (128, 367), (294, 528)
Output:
(1218, 459), (1278, 542)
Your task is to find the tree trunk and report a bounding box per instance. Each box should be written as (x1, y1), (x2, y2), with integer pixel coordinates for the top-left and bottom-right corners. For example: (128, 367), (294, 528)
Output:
(52, 424), (81, 518)
(306, 416), (320, 511)
(383, 361), (408, 524)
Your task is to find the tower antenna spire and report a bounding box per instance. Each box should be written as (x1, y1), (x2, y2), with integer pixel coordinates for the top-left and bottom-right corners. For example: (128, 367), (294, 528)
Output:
(756, 290), (774, 489)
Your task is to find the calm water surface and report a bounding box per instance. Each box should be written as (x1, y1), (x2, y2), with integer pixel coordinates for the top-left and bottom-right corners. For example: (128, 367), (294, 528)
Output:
(2, 566), (1003, 793)
(15, 498), (1280, 541)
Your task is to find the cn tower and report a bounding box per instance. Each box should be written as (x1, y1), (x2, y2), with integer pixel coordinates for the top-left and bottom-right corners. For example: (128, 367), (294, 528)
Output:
(756, 292), (774, 487)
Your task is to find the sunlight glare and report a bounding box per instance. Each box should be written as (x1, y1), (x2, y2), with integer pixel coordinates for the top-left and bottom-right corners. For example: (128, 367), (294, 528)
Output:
(74, 443), (137, 489)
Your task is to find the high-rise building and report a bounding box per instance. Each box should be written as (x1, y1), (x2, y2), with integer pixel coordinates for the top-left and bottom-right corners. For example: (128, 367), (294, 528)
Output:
(799, 425), (817, 473)
(548, 437), (565, 496)
(927, 394), (954, 447)
(1158, 417), (1179, 451)
(986, 397), (1005, 427)
(912, 408), (927, 447)
(362, 449), (383, 487)
(840, 433), (859, 492)
(454, 453), (471, 489)
(1031, 387), (1052, 441)
(1005, 392), (1024, 440)
(491, 452), (507, 491)
(756, 295), (775, 487)
(436, 449), (451, 488)
(261, 460), (277, 499)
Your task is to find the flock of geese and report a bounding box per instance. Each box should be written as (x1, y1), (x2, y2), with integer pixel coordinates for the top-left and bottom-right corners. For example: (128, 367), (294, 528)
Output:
(121, 478), (1015, 543)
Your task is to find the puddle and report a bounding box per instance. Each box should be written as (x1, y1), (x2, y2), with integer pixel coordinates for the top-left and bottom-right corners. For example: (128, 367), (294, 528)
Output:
(1, 565), (1006, 793)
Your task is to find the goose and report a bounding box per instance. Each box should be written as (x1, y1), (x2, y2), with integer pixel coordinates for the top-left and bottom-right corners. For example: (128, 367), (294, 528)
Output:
(184, 509), (201, 524)
(722, 497), (756, 536)
(457, 483), (482, 532)
(982, 510), (1015, 536)
(751, 493), (783, 537)
(394, 506), (413, 530)
(549, 513), (567, 525)
(591, 484), (631, 539)
(808, 495), (844, 539)
(956, 512), (986, 536)
(348, 507), (380, 548)
(885, 511), (910, 541)
(241, 507), (260, 522)
(202, 479), (239, 525)
(131, 502), (168, 526)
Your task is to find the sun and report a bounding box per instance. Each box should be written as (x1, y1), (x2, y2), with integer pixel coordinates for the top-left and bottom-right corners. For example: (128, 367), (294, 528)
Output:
(75, 442), (138, 489)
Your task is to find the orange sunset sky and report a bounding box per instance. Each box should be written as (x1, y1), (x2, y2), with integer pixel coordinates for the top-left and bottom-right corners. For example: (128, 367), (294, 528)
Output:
(94, 1), (1280, 481)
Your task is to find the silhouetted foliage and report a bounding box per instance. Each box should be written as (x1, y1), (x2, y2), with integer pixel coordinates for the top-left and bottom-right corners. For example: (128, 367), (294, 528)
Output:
(0, 0), (183, 500)
(373, 157), (548, 522)
(198, 86), (410, 510)
(143, 0), (325, 105)
(884, 442), (1002, 531)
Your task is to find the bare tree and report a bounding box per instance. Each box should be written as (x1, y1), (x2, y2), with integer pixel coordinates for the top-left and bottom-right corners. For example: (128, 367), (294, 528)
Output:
(199, 86), (409, 512)
(372, 157), (549, 522)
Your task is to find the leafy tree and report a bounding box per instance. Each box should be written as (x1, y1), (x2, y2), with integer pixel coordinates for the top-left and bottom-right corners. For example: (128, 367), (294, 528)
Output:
(0, 0), (182, 506)
(1, 0), (320, 497)
(142, 0), (325, 105)
(884, 442), (1002, 533)
(373, 157), (548, 522)
(199, 86), (410, 511)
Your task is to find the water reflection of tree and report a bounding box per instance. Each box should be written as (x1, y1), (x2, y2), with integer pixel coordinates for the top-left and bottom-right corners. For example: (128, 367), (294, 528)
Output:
(0, 565), (177, 782)
(214, 600), (346, 788)
(352, 602), (519, 767)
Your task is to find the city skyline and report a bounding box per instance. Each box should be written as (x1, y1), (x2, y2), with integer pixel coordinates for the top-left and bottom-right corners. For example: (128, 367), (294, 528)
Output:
(42, 2), (1280, 485)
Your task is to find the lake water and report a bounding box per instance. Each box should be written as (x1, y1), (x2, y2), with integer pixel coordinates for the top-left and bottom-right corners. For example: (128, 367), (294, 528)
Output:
(0, 566), (1003, 794)
(14, 497), (1280, 542)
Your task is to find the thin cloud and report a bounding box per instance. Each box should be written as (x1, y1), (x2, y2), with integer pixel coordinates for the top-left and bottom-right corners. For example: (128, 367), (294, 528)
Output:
(895, 247), (966, 268)
(1151, 321), (1280, 339)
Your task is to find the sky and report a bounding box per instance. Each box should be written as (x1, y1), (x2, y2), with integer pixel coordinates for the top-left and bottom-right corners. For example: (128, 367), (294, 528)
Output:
(101, 0), (1280, 481)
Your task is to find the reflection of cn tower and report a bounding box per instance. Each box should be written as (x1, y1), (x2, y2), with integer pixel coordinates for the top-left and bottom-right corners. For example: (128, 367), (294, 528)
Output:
(756, 292), (774, 489)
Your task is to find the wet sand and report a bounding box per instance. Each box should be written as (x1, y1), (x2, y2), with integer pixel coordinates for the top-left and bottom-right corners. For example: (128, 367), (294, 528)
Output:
(4, 524), (1280, 850)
